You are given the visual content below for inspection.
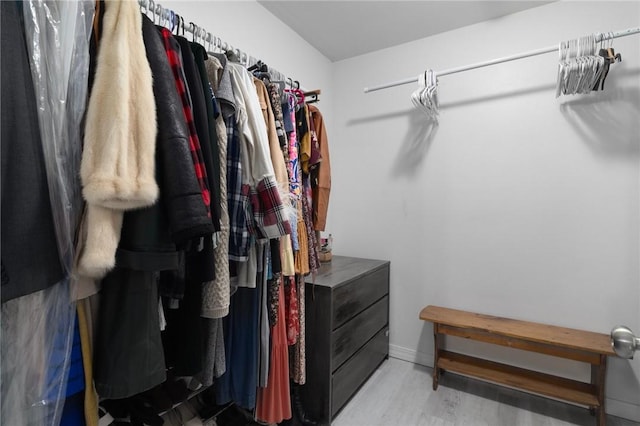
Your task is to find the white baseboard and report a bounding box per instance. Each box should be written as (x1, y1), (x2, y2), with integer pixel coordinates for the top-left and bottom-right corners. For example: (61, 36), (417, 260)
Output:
(606, 397), (640, 423)
(388, 344), (640, 422)
(389, 344), (432, 367)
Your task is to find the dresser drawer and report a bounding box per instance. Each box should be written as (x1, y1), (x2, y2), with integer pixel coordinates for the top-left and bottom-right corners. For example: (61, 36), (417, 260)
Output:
(331, 326), (389, 416)
(331, 295), (388, 371)
(332, 266), (389, 329)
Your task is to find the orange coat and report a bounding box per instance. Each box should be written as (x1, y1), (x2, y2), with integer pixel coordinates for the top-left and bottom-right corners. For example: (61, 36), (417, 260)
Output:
(308, 105), (331, 231)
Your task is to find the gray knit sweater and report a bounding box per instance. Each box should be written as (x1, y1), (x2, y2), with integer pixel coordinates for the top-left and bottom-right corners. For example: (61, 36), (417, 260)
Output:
(201, 56), (231, 319)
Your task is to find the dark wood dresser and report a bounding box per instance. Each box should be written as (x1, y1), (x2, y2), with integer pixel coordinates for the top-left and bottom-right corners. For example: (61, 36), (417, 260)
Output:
(301, 256), (390, 425)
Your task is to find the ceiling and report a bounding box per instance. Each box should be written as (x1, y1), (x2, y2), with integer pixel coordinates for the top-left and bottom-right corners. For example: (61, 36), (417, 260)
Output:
(258, 1), (554, 62)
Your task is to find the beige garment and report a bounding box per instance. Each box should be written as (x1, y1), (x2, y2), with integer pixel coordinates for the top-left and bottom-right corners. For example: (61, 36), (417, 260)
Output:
(308, 105), (331, 231)
(80, 0), (157, 210)
(253, 78), (295, 275)
(78, 0), (158, 278)
(77, 205), (124, 278)
(280, 235), (295, 276)
(253, 78), (287, 186)
(78, 299), (99, 426)
(72, 206), (100, 300)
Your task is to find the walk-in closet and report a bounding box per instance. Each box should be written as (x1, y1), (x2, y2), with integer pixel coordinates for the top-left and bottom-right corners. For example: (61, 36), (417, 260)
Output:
(1, 1), (639, 426)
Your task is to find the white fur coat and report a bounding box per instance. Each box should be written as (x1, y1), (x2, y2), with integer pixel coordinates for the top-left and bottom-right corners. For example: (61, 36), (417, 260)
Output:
(78, 0), (157, 278)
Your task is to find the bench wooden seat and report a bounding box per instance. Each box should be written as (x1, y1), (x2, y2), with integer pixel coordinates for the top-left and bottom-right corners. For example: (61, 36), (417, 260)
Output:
(420, 305), (617, 426)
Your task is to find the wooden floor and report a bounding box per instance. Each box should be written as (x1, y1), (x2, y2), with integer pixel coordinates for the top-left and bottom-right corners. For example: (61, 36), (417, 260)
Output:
(332, 358), (637, 426)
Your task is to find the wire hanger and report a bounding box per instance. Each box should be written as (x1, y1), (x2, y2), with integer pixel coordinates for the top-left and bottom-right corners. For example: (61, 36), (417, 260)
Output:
(146, 0), (154, 21)
(154, 4), (162, 24)
(206, 32), (213, 52)
(200, 27), (207, 46)
(139, 0), (148, 15)
(189, 22), (196, 42)
(169, 10), (176, 33)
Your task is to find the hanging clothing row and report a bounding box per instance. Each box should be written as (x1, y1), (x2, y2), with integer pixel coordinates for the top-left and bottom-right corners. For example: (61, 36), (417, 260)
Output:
(1, 1), (331, 426)
(139, 0), (290, 83)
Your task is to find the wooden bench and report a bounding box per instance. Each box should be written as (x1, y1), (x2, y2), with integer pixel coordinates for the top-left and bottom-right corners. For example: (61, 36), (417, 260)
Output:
(419, 305), (617, 426)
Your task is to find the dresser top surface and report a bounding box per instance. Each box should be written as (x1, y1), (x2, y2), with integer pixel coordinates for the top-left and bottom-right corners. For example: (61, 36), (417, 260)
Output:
(306, 256), (389, 288)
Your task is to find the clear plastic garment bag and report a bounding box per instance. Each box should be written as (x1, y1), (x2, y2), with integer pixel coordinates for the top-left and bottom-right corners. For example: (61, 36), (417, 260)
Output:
(1, 1), (94, 425)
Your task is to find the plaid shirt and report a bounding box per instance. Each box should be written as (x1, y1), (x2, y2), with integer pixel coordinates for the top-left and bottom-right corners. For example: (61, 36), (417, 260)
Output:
(226, 115), (251, 261)
(160, 28), (211, 217)
(228, 64), (291, 241)
(251, 177), (292, 239)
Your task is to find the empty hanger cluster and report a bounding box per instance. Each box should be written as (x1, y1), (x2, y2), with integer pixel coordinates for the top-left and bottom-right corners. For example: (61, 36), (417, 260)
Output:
(411, 70), (439, 122)
(555, 32), (622, 97)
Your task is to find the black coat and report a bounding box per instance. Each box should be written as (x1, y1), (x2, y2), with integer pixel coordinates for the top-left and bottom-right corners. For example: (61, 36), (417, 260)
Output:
(174, 35), (217, 283)
(115, 15), (214, 272)
(1, 1), (64, 302)
(191, 42), (222, 231)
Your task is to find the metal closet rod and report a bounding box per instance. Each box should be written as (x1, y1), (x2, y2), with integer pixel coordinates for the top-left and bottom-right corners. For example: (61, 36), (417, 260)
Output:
(363, 26), (640, 93)
(137, 0), (289, 82)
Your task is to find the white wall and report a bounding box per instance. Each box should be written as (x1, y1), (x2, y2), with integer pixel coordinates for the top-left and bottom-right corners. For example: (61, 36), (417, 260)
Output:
(160, 0), (334, 126)
(152, 0), (640, 420)
(330, 1), (640, 421)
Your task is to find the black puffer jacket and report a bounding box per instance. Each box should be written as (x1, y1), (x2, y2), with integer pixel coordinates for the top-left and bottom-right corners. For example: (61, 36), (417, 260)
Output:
(115, 15), (213, 271)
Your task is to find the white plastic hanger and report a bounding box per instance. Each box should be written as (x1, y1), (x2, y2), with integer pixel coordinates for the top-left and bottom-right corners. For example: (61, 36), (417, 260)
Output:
(411, 70), (439, 121)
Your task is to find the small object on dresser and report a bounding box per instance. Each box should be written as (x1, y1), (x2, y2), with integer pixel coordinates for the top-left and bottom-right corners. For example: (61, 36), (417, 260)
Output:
(319, 234), (333, 263)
